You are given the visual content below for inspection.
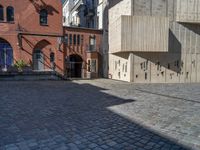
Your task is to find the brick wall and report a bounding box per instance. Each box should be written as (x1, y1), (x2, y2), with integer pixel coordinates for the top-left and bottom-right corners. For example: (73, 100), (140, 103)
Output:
(63, 27), (103, 78)
(0, 0), (64, 74)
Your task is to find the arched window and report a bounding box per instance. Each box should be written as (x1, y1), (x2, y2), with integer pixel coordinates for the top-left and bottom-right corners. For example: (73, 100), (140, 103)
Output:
(40, 9), (48, 25)
(7, 6), (14, 22)
(50, 52), (55, 63)
(0, 5), (4, 21)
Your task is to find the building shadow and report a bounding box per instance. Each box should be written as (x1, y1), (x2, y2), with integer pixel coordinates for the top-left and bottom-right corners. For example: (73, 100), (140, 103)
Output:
(0, 81), (191, 149)
(108, 0), (123, 9)
(29, 0), (59, 15)
(181, 23), (200, 35)
(101, 1), (110, 78)
(114, 28), (182, 74)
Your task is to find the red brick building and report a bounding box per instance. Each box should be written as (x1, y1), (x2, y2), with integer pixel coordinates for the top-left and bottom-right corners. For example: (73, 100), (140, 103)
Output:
(63, 27), (102, 78)
(0, 0), (64, 74)
(0, 0), (102, 78)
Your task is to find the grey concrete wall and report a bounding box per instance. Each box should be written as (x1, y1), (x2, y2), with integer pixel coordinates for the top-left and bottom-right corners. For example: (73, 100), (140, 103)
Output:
(108, 0), (200, 83)
(109, 16), (169, 53)
(176, 0), (200, 23)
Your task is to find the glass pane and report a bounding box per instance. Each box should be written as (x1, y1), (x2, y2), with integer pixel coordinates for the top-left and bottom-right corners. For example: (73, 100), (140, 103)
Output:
(65, 34), (68, 44)
(91, 60), (96, 73)
(69, 34), (72, 45)
(73, 35), (76, 45)
(0, 43), (13, 67)
(0, 7), (4, 21)
(40, 9), (48, 25)
(7, 7), (14, 22)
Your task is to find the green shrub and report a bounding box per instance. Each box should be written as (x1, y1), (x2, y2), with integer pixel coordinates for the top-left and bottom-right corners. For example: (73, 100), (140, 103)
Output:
(14, 60), (27, 71)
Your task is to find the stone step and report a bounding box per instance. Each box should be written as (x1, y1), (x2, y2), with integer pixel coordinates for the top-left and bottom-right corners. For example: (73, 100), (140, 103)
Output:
(0, 71), (66, 81)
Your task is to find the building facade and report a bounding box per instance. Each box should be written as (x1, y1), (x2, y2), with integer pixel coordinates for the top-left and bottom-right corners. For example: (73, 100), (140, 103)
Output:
(0, 0), (103, 79)
(0, 0), (64, 74)
(63, 27), (102, 78)
(109, 0), (200, 83)
(63, 0), (98, 28)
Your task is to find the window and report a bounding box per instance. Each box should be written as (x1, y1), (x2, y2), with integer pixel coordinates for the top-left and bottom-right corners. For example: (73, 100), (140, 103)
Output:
(88, 60), (91, 72)
(186, 72), (189, 79)
(125, 62), (127, 72)
(73, 34), (76, 45)
(140, 63), (143, 69)
(40, 9), (48, 25)
(0, 5), (4, 21)
(145, 72), (148, 80)
(146, 61), (148, 70)
(157, 61), (160, 71)
(77, 35), (80, 45)
(7, 6), (14, 22)
(91, 59), (97, 73)
(115, 61), (117, 70)
(69, 34), (72, 45)
(88, 59), (97, 73)
(81, 35), (84, 45)
(89, 35), (96, 51)
(64, 34), (68, 45)
(50, 52), (55, 62)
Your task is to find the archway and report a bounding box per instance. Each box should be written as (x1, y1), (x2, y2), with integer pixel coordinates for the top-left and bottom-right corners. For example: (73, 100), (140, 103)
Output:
(33, 49), (44, 71)
(0, 38), (13, 71)
(33, 40), (51, 71)
(66, 54), (83, 78)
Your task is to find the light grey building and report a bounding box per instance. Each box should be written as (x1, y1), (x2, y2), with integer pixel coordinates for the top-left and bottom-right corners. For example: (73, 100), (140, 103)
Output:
(63, 0), (98, 28)
(109, 0), (200, 83)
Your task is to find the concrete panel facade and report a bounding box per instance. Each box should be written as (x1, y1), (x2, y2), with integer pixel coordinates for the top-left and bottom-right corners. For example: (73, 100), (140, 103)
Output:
(110, 16), (169, 53)
(176, 0), (200, 23)
(109, 0), (200, 83)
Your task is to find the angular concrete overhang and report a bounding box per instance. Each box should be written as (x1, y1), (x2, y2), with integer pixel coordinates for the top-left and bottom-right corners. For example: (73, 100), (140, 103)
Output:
(176, 0), (200, 23)
(109, 15), (169, 53)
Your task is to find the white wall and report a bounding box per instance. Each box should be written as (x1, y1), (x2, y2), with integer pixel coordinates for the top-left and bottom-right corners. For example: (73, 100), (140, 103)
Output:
(63, 0), (73, 26)
(109, 53), (131, 82)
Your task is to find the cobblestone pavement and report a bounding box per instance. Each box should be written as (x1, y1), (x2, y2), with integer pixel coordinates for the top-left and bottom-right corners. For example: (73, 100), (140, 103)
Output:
(0, 80), (199, 150)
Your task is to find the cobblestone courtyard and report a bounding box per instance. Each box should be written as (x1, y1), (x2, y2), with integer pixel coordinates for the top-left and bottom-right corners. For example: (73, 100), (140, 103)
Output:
(0, 79), (200, 150)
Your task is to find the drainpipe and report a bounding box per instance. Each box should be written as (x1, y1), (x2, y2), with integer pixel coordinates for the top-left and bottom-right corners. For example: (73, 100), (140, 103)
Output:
(3, 48), (7, 72)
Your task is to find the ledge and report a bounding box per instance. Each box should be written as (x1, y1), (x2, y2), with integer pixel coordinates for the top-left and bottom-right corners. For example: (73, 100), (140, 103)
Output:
(0, 21), (15, 24)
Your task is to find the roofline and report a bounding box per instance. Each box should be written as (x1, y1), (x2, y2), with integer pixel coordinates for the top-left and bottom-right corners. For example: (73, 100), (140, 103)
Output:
(63, 26), (103, 33)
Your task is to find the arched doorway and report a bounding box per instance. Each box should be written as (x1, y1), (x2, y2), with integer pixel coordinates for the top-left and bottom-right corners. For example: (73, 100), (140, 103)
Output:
(33, 49), (44, 71)
(0, 38), (13, 71)
(66, 54), (83, 78)
(33, 40), (51, 71)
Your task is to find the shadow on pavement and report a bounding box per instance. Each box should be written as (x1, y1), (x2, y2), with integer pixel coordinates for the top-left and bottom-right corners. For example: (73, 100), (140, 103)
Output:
(0, 81), (191, 150)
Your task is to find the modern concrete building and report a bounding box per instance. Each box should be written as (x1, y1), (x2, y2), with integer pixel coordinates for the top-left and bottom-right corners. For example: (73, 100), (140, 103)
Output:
(109, 0), (200, 83)
(62, 0), (98, 28)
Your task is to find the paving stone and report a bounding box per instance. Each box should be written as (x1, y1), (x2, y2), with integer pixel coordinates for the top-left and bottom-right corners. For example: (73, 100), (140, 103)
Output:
(4, 144), (19, 150)
(0, 80), (198, 150)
